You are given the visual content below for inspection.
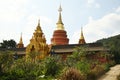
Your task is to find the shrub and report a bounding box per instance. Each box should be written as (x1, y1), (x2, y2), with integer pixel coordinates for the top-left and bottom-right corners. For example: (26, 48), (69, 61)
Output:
(75, 60), (90, 74)
(117, 74), (120, 80)
(60, 68), (85, 80)
(5, 58), (44, 80)
(90, 65), (105, 78)
(44, 56), (62, 77)
(86, 71), (96, 80)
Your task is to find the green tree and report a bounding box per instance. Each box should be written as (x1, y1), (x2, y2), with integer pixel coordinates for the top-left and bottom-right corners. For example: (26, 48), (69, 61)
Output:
(3, 58), (44, 80)
(96, 34), (120, 63)
(0, 39), (16, 48)
(66, 47), (88, 67)
(44, 56), (62, 77)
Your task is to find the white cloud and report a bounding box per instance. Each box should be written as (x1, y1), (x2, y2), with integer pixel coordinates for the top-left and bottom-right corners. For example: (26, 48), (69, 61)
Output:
(116, 6), (120, 13)
(95, 3), (100, 8)
(0, 0), (54, 46)
(0, 0), (30, 46)
(87, 0), (95, 4)
(0, 0), (27, 22)
(88, 16), (94, 23)
(70, 13), (120, 43)
(87, 0), (101, 8)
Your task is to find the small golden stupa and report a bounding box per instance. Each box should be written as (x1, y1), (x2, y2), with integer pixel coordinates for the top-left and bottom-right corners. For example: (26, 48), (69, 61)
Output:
(17, 33), (24, 48)
(79, 27), (86, 44)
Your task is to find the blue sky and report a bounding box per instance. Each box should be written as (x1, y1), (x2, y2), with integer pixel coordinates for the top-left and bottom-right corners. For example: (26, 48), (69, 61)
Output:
(0, 0), (120, 46)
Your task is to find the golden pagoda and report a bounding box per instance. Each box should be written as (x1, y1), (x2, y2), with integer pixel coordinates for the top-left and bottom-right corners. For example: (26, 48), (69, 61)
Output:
(79, 27), (86, 44)
(17, 33), (24, 48)
(51, 5), (69, 45)
(26, 19), (49, 59)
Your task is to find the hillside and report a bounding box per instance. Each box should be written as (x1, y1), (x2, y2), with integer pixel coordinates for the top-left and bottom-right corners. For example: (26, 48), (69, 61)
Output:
(96, 34), (120, 63)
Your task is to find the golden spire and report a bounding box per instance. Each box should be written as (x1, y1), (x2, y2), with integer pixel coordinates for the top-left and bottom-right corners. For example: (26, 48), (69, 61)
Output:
(38, 19), (40, 26)
(56, 5), (64, 30)
(19, 33), (23, 44)
(80, 27), (84, 39)
(17, 33), (24, 48)
(57, 5), (63, 24)
(79, 27), (86, 44)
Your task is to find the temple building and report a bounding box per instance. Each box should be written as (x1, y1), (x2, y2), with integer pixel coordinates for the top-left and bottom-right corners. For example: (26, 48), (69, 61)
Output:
(0, 5), (109, 61)
(51, 5), (69, 45)
(26, 20), (49, 59)
(17, 33), (24, 48)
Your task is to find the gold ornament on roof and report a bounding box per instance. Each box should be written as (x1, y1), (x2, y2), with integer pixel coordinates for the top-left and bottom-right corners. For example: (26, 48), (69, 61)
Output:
(79, 27), (86, 44)
(56, 5), (64, 30)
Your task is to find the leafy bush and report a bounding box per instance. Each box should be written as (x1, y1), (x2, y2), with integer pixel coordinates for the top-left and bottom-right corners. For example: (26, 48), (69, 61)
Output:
(44, 56), (62, 77)
(3, 58), (44, 80)
(65, 47), (88, 67)
(75, 60), (90, 74)
(0, 47), (112, 80)
(0, 51), (14, 75)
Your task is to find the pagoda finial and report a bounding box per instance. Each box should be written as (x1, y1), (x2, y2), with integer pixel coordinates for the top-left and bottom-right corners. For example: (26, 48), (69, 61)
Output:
(19, 33), (23, 44)
(36, 19), (42, 32)
(57, 5), (62, 24)
(56, 4), (64, 30)
(80, 27), (84, 39)
(38, 19), (40, 26)
(17, 32), (24, 48)
(58, 4), (62, 13)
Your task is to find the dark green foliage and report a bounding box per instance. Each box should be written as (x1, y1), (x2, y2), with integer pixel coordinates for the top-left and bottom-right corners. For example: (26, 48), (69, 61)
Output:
(65, 47), (111, 80)
(28, 51), (40, 62)
(66, 47), (88, 67)
(1, 58), (45, 80)
(44, 56), (62, 77)
(66, 47), (90, 74)
(0, 55), (63, 80)
(0, 47), (112, 80)
(75, 60), (90, 74)
(96, 34), (120, 64)
(0, 51), (14, 75)
(0, 39), (16, 48)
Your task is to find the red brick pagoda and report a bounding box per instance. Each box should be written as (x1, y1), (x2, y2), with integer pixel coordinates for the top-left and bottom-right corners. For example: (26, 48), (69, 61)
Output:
(51, 5), (69, 45)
